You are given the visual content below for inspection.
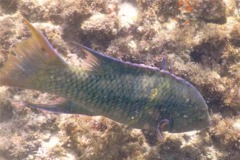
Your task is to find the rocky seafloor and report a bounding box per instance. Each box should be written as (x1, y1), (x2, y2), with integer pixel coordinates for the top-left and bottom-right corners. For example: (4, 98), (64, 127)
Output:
(0, 0), (239, 159)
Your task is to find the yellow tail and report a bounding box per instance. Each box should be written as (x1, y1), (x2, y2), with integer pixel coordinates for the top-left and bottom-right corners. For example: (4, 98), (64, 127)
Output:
(0, 18), (65, 88)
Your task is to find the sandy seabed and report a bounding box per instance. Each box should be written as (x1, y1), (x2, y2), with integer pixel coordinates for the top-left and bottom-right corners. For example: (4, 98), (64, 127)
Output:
(0, 0), (240, 159)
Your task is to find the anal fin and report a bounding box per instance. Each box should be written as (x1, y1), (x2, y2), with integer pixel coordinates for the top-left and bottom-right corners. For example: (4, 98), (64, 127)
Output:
(24, 98), (93, 115)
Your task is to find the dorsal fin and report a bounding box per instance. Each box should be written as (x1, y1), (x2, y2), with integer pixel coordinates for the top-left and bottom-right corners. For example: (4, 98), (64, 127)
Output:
(69, 42), (115, 72)
(69, 42), (161, 74)
(75, 44), (102, 71)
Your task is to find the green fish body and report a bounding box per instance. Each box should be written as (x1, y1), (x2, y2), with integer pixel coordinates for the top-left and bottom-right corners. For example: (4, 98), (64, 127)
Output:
(0, 19), (211, 134)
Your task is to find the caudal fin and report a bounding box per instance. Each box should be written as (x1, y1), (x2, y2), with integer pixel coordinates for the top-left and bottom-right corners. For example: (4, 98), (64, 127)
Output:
(0, 18), (65, 88)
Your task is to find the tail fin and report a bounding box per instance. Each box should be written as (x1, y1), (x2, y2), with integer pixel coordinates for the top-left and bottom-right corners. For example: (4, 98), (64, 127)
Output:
(0, 18), (65, 88)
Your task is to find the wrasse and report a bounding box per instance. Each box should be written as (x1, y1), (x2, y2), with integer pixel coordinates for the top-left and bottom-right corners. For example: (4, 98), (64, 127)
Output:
(0, 19), (211, 138)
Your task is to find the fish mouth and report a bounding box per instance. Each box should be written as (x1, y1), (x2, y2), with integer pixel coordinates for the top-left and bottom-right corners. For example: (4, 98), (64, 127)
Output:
(192, 115), (212, 131)
(196, 120), (211, 130)
(205, 113), (212, 128)
(168, 113), (212, 133)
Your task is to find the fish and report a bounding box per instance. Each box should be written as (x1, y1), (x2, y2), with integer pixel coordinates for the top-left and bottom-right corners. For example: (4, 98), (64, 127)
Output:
(0, 19), (211, 138)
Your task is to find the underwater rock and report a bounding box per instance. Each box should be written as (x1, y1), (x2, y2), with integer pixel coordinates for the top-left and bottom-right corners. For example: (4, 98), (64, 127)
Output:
(0, 0), (18, 14)
(192, 0), (227, 24)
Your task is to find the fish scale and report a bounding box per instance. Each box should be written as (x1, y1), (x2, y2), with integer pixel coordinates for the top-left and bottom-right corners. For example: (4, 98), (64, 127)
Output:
(0, 19), (211, 135)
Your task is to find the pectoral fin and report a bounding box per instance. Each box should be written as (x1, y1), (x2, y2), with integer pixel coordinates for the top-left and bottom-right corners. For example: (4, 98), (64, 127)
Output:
(157, 119), (169, 140)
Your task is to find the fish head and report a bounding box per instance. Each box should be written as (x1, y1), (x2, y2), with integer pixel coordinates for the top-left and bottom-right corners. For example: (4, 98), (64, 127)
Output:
(167, 106), (211, 133)
(166, 84), (211, 133)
